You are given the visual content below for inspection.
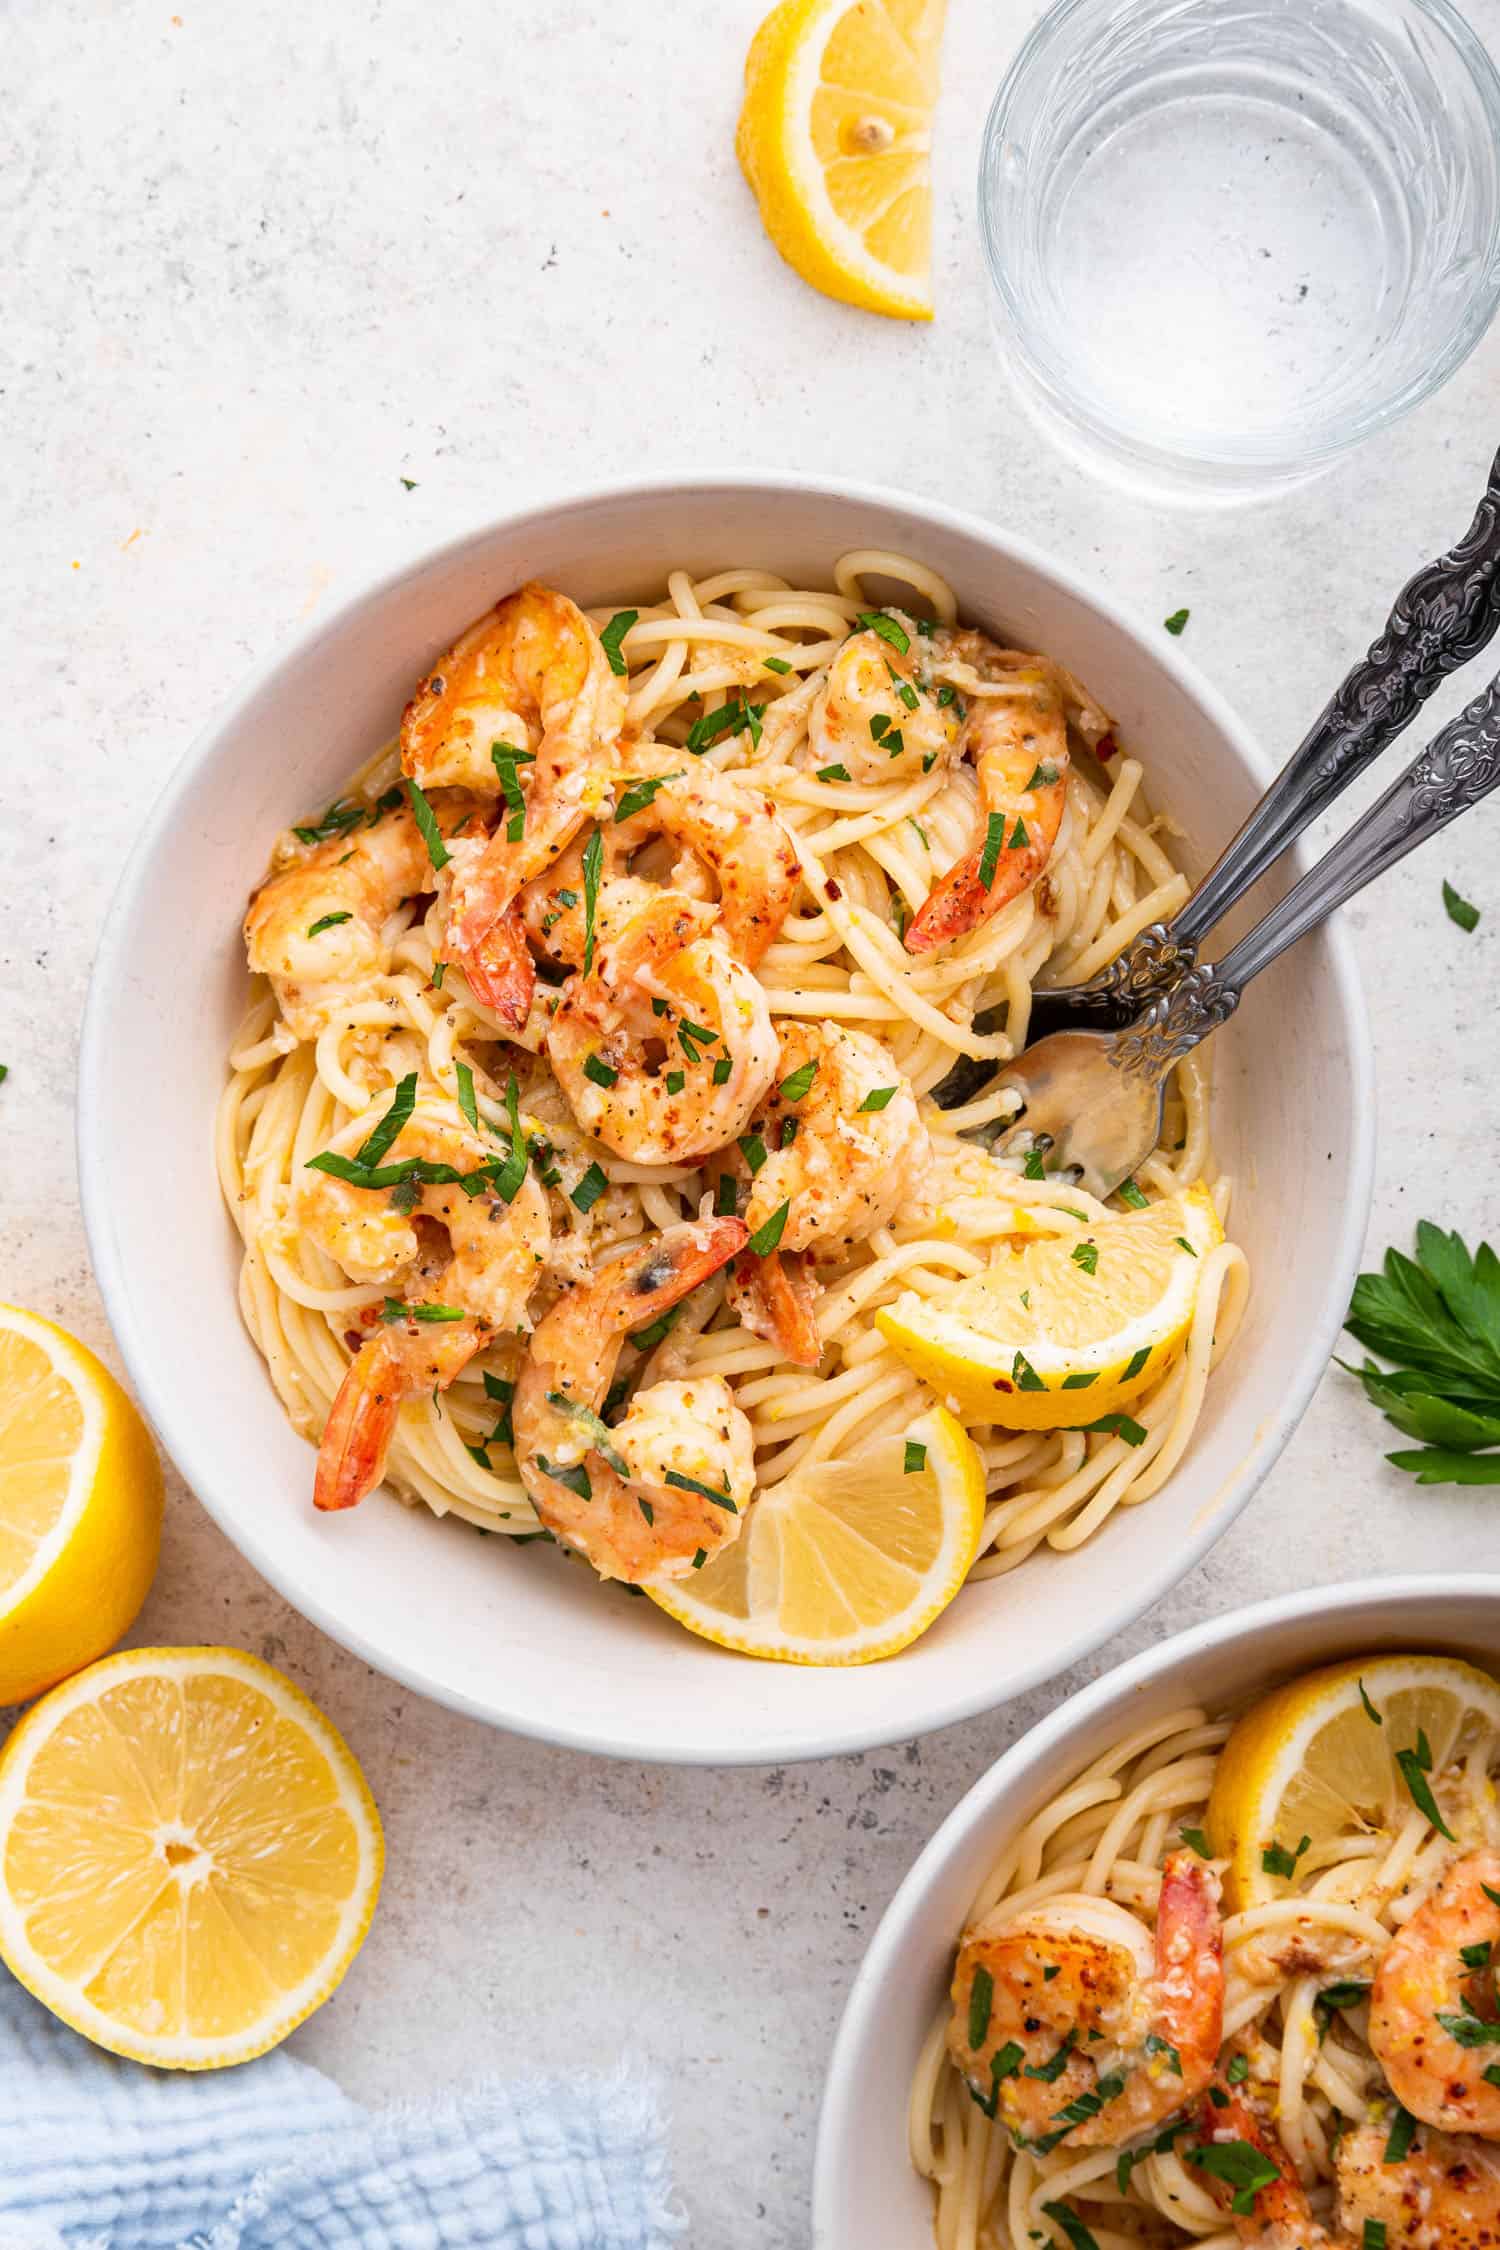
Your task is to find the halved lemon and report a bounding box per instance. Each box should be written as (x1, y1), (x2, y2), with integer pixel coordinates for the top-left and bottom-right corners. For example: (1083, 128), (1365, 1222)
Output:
(1206, 1655), (1500, 1913)
(646, 1404), (983, 1664)
(876, 1184), (1222, 1429)
(737, 0), (947, 321)
(0, 1647), (383, 2067)
(0, 1304), (163, 1705)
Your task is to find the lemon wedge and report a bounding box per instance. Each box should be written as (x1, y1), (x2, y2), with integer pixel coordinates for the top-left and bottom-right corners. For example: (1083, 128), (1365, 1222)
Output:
(646, 1405), (983, 1664)
(0, 1647), (383, 2067)
(0, 1304), (163, 1705)
(1206, 1655), (1500, 1912)
(737, 0), (946, 321)
(876, 1184), (1222, 1429)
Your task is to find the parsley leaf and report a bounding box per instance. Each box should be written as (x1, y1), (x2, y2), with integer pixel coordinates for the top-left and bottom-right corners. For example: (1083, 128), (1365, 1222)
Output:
(1164, 608), (1190, 635)
(599, 609), (637, 677)
(403, 776), (450, 870)
(1342, 1223), (1500, 1484)
(1443, 880), (1481, 933)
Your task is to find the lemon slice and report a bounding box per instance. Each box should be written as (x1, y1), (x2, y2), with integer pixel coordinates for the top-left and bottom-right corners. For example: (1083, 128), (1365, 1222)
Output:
(646, 1405), (983, 1664)
(0, 1304), (163, 1705)
(1206, 1655), (1500, 1912)
(737, 0), (946, 321)
(0, 1647), (383, 2068)
(876, 1185), (1222, 1429)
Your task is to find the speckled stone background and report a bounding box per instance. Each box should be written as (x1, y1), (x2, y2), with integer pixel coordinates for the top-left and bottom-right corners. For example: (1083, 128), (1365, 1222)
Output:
(4, 2), (1500, 2242)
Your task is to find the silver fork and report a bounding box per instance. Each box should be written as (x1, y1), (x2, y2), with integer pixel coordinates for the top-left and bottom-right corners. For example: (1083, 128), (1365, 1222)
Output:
(946, 446), (1500, 1197)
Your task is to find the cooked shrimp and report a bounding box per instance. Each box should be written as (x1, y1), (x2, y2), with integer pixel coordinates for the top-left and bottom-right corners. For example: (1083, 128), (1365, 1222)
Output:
(1336, 2120), (1500, 2248)
(611, 756), (801, 967)
(295, 1097), (550, 1511)
(547, 887), (780, 1165)
(726, 1024), (928, 1366)
(947, 1851), (1224, 2148)
(808, 621), (961, 783)
(513, 1216), (753, 1582)
(1370, 1849), (1500, 2136)
(401, 583), (625, 1026)
(1190, 2080), (1344, 2248)
(244, 802), (431, 1039)
(904, 671), (1070, 954)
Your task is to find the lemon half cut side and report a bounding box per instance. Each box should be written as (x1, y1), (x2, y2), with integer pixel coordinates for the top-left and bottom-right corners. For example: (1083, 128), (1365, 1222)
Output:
(0, 1646), (384, 2068)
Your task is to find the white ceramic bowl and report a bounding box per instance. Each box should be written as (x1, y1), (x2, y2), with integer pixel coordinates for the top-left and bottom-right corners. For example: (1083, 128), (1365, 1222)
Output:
(813, 1574), (1500, 2245)
(78, 472), (1374, 1765)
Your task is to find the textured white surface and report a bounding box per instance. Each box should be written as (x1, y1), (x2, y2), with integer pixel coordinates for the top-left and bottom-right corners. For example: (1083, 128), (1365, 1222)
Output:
(3, 2), (1499, 2242)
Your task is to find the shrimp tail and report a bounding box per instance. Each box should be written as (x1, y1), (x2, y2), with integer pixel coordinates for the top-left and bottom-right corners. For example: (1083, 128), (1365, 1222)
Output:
(616, 1216), (749, 1332)
(736, 1249), (821, 1367)
(314, 1334), (403, 1512)
(455, 902), (534, 1026)
(903, 857), (998, 953)
(1192, 2080), (1317, 2241)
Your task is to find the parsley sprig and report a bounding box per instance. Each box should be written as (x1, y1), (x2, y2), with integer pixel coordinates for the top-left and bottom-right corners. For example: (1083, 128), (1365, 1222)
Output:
(1341, 1223), (1500, 1484)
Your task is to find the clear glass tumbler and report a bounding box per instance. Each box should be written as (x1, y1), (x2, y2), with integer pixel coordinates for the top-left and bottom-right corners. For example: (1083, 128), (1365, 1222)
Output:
(979, 0), (1500, 498)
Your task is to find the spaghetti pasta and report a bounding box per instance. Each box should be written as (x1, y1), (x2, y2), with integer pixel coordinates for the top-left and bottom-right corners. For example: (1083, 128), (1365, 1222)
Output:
(217, 550), (1248, 1608)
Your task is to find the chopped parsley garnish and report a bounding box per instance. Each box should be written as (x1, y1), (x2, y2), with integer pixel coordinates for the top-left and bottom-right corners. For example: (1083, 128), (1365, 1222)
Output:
(581, 826), (603, 976)
(306, 910), (352, 937)
(1364, 2224), (1387, 2250)
(1359, 1677), (1384, 1725)
(859, 1086), (897, 1112)
(1144, 2032), (1182, 2076)
(1175, 1235), (1198, 1257)
(1061, 1371), (1098, 1390)
(1314, 1980), (1370, 2034)
(817, 762), (851, 783)
(570, 1161), (608, 1214)
(383, 1298), (465, 1323)
(630, 1304), (682, 1353)
(358, 1071), (418, 1168)
(663, 1468), (737, 1511)
(1485, 2063), (1500, 2089)
(403, 776), (450, 870)
(691, 1548), (707, 1569)
(1012, 1351), (1046, 1392)
(869, 712), (890, 742)
(1040, 2201), (1101, 2250)
(763, 655), (792, 675)
(1261, 1833), (1311, 1879)
(1395, 1728), (1456, 1840)
(1164, 608), (1190, 636)
(1009, 816), (1029, 849)
(779, 1059), (818, 1103)
(685, 692), (763, 753)
(1383, 2104), (1418, 2163)
(1024, 761), (1060, 789)
(715, 1173), (738, 1216)
(1443, 880), (1481, 932)
(544, 1393), (630, 1476)
(1022, 1147), (1046, 1181)
(665, 1070), (686, 1096)
(977, 811), (1007, 890)
(1461, 1939), (1493, 1970)
(399, 475), (418, 490)
(968, 1965), (993, 2047)
(678, 1018), (719, 1064)
(638, 1498), (654, 1525)
(537, 1455), (592, 1501)
(583, 1053), (619, 1089)
(1122, 1345), (1152, 1381)
(599, 609), (637, 677)
(293, 798), (366, 846)
(1022, 2029), (1076, 2083)
(712, 1056), (732, 1085)
(455, 1061), (479, 1131)
(739, 1134), (768, 1175)
(558, 888), (579, 909)
(1436, 2006), (1500, 2047)
(615, 770), (684, 823)
(1180, 1824), (1212, 1857)
(855, 610), (910, 655)
(781, 1117), (798, 1148)
(1184, 2137), (1279, 2214)
(1226, 2054), (1250, 2084)
(882, 728), (905, 756)
(904, 1440), (927, 1474)
(1087, 1412), (1148, 1447)
(748, 1201), (790, 1256)
(490, 739), (535, 841)
(1118, 1179), (1150, 1210)
(431, 960), (446, 988)
(1071, 1241), (1098, 1275)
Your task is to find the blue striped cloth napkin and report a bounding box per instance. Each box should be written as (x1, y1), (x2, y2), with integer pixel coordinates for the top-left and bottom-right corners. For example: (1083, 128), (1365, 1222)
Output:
(0, 1971), (680, 2250)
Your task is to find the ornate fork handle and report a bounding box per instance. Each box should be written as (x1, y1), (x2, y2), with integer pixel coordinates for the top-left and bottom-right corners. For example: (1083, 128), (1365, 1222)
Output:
(1107, 671), (1500, 1086)
(1084, 446), (1500, 1017)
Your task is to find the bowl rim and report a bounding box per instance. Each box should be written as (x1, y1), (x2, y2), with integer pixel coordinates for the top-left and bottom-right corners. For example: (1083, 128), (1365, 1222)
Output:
(977, 0), (1500, 480)
(812, 1569), (1500, 2237)
(77, 467), (1376, 1761)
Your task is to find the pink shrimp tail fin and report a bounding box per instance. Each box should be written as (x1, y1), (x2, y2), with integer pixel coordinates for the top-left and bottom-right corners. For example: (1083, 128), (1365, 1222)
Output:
(1194, 2081), (1312, 2239)
(736, 1249), (821, 1366)
(454, 904), (535, 1027)
(903, 858), (996, 953)
(617, 1216), (749, 1333)
(314, 1334), (403, 1512)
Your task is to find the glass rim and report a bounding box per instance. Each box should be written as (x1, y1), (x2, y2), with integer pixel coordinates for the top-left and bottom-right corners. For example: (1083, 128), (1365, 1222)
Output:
(977, 0), (1500, 477)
